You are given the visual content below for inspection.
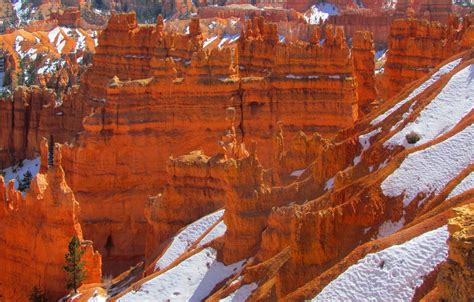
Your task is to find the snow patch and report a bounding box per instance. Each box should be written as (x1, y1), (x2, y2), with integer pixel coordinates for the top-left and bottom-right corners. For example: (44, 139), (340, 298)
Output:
(305, 3), (338, 24)
(325, 177), (335, 191)
(154, 209), (225, 271)
(290, 169), (305, 177)
(313, 225), (449, 301)
(353, 128), (382, 165)
(381, 124), (474, 207)
(371, 58), (462, 126)
(377, 216), (405, 239)
(220, 283), (258, 302)
(119, 248), (245, 302)
(1, 157), (40, 191)
(203, 35), (218, 48)
(384, 64), (473, 149)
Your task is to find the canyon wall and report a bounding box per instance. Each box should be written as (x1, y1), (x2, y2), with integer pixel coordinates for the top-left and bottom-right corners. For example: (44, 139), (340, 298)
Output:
(436, 204), (474, 302)
(59, 12), (372, 274)
(0, 86), (86, 168)
(198, 5), (303, 22)
(0, 143), (101, 301)
(382, 16), (473, 98)
(326, 10), (394, 47)
(144, 151), (229, 265)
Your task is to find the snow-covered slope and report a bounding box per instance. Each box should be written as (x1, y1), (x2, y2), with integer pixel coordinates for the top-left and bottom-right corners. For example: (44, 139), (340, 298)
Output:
(371, 58), (462, 126)
(381, 124), (474, 207)
(154, 209), (225, 272)
(312, 226), (449, 301)
(384, 64), (474, 149)
(119, 248), (245, 302)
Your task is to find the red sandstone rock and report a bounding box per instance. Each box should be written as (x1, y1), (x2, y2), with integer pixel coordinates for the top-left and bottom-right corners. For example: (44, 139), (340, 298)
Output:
(382, 16), (473, 98)
(0, 144), (101, 301)
(58, 13), (371, 275)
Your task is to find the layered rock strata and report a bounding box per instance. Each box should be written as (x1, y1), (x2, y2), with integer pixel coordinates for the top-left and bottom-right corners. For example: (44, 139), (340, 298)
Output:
(61, 12), (373, 274)
(436, 204), (474, 302)
(382, 16), (473, 98)
(0, 142), (101, 301)
(0, 86), (86, 168)
(144, 151), (228, 265)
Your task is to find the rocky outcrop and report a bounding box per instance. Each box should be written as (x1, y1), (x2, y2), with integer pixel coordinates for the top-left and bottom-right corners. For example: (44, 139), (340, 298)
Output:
(327, 10), (395, 48)
(50, 7), (81, 27)
(144, 151), (228, 265)
(198, 5), (303, 22)
(352, 31), (376, 115)
(0, 86), (86, 168)
(0, 142), (101, 301)
(59, 12), (372, 274)
(382, 16), (473, 98)
(396, 0), (453, 23)
(436, 203), (474, 302)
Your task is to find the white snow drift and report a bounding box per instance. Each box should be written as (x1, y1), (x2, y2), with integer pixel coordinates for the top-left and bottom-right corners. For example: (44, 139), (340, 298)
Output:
(384, 64), (473, 149)
(119, 247), (245, 302)
(313, 225), (449, 302)
(154, 209), (225, 272)
(371, 58), (462, 126)
(381, 124), (474, 206)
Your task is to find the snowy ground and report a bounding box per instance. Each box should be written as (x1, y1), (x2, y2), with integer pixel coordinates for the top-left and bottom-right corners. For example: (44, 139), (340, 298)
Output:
(447, 171), (474, 199)
(119, 247), (245, 302)
(384, 64), (473, 149)
(376, 216), (405, 239)
(220, 283), (258, 302)
(313, 225), (449, 301)
(154, 209), (225, 271)
(305, 3), (338, 24)
(381, 124), (474, 207)
(353, 127), (381, 165)
(371, 58), (462, 126)
(1, 157), (40, 191)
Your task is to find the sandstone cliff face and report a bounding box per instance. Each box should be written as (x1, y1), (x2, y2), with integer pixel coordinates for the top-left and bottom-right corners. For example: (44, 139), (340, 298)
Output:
(436, 203), (474, 302)
(0, 86), (86, 168)
(206, 51), (474, 300)
(144, 151), (228, 265)
(50, 7), (82, 28)
(198, 5), (303, 22)
(327, 10), (395, 47)
(0, 143), (101, 301)
(382, 16), (473, 98)
(396, 0), (453, 23)
(60, 12), (372, 274)
(352, 30), (376, 115)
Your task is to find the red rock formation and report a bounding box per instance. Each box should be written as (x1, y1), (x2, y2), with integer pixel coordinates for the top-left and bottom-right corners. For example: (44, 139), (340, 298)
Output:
(382, 16), (473, 98)
(396, 0), (453, 23)
(352, 30), (376, 115)
(0, 86), (86, 168)
(144, 151), (228, 265)
(0, 142), (101, 301)
(58, 13), (372, 275)
(435, 204), (474, 302)
(50, 7), (82, 28)
(198, 4), (303, 22)
(326, 10), (395, 48)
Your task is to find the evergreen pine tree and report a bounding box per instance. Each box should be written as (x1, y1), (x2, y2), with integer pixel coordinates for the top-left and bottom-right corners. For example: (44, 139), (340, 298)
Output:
(18, 169), (33, 192)
(63, 235), (85, 293)
(29, 286), (48, 302)
(48, 135), (54, 167)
